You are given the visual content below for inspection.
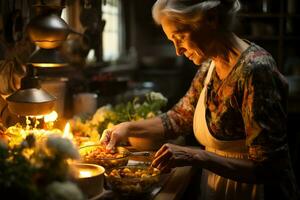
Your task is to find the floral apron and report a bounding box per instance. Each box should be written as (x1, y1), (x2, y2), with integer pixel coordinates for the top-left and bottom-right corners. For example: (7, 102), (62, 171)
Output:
(193, 61), (264, 200)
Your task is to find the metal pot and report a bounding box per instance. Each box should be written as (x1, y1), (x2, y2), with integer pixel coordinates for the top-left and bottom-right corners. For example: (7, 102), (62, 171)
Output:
(26, 4), (83, 49)
(27, 12), (70, 49)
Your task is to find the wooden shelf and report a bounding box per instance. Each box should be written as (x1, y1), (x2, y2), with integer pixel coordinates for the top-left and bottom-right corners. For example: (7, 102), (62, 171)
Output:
(240, 35), (281, 41)
(284, 36), (300, 41)
(238, 13), (300, 18)
(237, 0), (300, 72)
(139, 69), (181, 76)
(238, 13), (282, 18)
(285, 14), (300, 18)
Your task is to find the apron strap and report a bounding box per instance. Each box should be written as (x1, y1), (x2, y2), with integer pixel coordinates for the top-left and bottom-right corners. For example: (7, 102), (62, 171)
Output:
(204, 61), (215, 87)
(193, 60), (247, 152)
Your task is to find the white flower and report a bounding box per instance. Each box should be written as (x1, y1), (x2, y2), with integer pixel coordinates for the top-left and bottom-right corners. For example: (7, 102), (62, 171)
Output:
(149, 92), (167, 103)
(46, 181), (84, 200)
(90, 105), (113, 125)
(46, 136), (79, 159)
(134, 103), (141, 109)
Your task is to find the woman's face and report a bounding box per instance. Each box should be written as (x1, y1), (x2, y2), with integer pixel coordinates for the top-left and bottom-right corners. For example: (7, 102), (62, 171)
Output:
(161, 17), (215, 65)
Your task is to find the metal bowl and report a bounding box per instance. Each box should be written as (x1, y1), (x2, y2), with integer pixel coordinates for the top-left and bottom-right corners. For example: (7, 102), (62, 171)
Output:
(72, 163), (105, 198)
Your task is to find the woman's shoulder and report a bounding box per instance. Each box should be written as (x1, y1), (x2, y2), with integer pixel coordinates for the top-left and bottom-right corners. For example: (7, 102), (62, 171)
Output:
(238, 43), (280, 77)
(244, 43), (276, 65)
(236, 43), (288, 90)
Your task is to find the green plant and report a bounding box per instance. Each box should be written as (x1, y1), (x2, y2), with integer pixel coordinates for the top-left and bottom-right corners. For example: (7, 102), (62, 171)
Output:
(71, 92), (168, 140)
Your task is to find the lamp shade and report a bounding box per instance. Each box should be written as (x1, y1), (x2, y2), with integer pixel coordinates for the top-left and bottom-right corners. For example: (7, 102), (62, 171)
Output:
(6, 88), (56, 116)
(28, 48), (68, 67)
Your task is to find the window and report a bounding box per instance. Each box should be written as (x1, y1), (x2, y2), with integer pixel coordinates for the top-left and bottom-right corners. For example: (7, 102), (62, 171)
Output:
(102, 0), (121, 61)
(61, 7), (68, 22)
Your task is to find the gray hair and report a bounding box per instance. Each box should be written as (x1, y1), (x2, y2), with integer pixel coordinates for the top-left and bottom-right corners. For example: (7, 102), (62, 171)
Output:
(152, 0), (240, 32)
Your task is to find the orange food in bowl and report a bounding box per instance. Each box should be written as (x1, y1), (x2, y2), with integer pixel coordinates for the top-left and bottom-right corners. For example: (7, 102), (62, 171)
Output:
(79, 145), (129, 169)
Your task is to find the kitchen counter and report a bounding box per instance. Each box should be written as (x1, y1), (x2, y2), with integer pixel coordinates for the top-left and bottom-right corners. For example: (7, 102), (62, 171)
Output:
(91, 166), (195, 200)
(153, 166), (194, 200)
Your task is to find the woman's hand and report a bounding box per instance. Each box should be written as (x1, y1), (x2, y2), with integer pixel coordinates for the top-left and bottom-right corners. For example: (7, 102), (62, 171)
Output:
(151, 143), (199, 173)
(100, 122), (131, 150)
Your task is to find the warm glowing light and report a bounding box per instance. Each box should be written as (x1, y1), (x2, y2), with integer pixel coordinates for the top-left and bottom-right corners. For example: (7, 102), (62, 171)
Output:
(63, 122), (73, 140)
(32, 63), (68, 67)
(28, 115), (44, 119)
(44, 111), (58, 123)
(79, 170), (93, 178)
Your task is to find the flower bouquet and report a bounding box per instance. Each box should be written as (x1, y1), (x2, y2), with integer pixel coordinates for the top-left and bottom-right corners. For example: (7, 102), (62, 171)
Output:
(0, 134), (84, 200)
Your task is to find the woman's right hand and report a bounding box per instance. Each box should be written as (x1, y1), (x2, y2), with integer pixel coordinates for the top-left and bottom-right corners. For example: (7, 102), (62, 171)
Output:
(100, 122), (131, 150)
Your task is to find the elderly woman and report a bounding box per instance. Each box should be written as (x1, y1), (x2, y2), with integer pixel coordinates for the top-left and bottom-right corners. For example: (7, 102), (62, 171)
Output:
(100, 0), (299, 199)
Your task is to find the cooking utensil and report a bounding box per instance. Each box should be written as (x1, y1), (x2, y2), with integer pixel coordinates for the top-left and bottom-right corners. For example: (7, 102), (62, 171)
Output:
(27, 4), (83, 49)
(79, 145), (150, 169)
(27, 12), (68, 49)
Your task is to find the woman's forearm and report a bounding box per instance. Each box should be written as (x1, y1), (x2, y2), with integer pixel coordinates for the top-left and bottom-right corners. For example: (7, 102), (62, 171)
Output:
(193, 149), (283, 184)
(127, 116), (165, 139)
(195, 150), (257, 183)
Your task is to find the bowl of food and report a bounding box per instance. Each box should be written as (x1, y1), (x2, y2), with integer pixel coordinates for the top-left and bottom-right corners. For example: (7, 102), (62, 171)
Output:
(79, 145), (150, 170)
(79, 145), (129, 169)
(105, 165), (161, 197)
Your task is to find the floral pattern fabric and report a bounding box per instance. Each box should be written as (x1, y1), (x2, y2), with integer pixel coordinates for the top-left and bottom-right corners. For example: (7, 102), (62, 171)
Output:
(160, 42), (289, 162)
(160, 42), (299, 198)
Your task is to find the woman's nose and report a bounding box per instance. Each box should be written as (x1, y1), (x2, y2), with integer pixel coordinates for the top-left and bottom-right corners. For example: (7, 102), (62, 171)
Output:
(174, 41), (184, 56)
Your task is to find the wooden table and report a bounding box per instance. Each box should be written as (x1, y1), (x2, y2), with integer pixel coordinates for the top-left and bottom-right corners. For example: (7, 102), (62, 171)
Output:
(91, 166), (195, 200)
(154, 166), (194, 200)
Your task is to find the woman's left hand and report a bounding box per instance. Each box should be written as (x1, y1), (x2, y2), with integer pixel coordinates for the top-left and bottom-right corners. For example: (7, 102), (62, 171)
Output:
(151, 143), (198, 173)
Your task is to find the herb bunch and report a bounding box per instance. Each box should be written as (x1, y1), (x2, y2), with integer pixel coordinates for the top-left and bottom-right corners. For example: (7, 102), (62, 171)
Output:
(71, 92), (168, 140)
